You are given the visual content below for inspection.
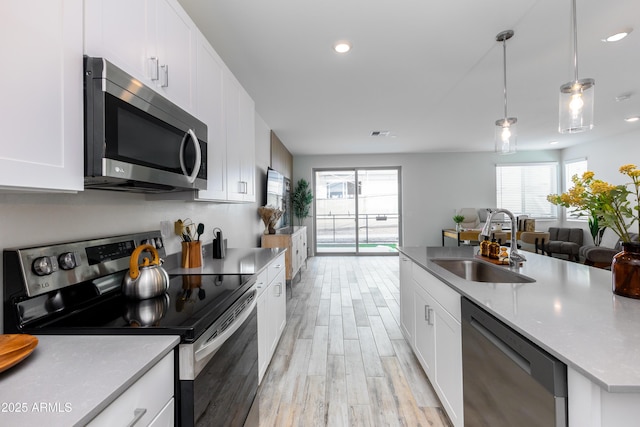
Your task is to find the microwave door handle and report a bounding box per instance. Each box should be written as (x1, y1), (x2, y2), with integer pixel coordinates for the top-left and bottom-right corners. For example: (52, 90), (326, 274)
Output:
(179, 129), (202, 184)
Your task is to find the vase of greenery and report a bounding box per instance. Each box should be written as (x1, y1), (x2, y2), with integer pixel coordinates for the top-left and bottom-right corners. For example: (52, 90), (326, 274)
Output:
(453, 214), (465, 232)
(292, 179), (313, 226)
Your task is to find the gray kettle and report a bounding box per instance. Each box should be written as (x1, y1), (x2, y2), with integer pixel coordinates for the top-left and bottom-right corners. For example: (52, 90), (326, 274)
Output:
(122, 244), (169, 300)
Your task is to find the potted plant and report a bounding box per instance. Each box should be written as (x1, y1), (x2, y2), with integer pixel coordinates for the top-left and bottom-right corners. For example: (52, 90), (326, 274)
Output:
(453, 214), (465, 232)
(292, 179), (313, 226)
(548, 165), (640, 298)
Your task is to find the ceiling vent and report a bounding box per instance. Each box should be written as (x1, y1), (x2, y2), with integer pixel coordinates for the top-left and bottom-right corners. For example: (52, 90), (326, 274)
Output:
(370, 130), (390, 137)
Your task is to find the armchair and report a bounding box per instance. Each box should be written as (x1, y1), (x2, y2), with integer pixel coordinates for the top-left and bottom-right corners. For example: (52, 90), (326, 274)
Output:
(582, 232), (639, 269)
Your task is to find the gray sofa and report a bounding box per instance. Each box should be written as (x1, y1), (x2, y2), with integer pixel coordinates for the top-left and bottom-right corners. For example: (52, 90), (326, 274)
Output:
(544, 227), (584, 262)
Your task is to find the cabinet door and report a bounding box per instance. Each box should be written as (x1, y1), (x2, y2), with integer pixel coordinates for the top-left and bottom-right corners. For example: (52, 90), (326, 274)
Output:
(238, 86), (255, 202)
(257, 288), (270, 383)
(155, 0), (196, 112)
(223, 72), (243, 201)
(0, 0), (83, 192)
(399, 257), (414, 342)
(413, 285), (435, 378)
(84, 0), (156, 88)
(434, 305), (463, 427)
(270, 269), (287, 353)
(194, 33), (226, 200)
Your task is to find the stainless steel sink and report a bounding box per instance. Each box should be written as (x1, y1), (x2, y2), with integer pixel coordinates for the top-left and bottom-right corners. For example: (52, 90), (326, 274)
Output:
(432, 258), (535, 283)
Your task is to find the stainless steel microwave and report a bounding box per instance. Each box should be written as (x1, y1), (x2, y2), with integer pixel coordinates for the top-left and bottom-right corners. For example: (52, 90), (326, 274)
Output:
(83, 56), (207, 193)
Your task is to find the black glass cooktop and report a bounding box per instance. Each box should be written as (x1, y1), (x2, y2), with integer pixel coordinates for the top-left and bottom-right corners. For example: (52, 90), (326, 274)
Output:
(18, 273), (254, 343)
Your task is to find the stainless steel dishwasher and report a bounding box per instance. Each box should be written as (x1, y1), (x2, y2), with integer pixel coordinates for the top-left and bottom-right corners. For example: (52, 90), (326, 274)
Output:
(461, 297), (567, 427)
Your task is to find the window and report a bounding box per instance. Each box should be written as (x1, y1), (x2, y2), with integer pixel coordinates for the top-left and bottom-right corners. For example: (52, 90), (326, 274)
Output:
(496, 163), (558, 218)
(564, 158), (588, 220)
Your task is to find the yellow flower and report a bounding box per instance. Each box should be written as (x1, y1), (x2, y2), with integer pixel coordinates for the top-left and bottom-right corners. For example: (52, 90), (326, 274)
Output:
(619, 164), (637, 174)
(582, 171), (595, 180)
(590, 180), (616, 195)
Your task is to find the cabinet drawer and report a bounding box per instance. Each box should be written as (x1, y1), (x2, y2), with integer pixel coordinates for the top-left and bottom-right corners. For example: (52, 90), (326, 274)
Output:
(88, 352), (174, 426)
(267, 254), (286, 284)
(256, 270), (268, 297)
(149, 398), (174, 427)
(412, 263), (461, 322)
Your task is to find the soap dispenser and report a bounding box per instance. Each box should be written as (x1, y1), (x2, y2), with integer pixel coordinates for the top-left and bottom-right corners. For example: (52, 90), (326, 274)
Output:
(489, 238), (500, 260)
(480, 236), (490, 257)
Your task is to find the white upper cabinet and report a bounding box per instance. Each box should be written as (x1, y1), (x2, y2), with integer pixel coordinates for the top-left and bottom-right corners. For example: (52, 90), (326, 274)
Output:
(0, 0), (84, 192)
(84, 0), (196, 113)
(225, 71), (255, 203)
(194, 33), (226, 201)
(85, 0), (256, 203)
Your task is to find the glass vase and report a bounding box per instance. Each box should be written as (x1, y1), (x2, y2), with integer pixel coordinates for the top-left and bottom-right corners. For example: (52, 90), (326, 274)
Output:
(612, 242), (640, 299)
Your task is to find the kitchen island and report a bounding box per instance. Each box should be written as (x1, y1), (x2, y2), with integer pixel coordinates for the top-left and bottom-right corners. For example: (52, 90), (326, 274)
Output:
(0, 335), (178, 426)
(399, 246), (640, 427)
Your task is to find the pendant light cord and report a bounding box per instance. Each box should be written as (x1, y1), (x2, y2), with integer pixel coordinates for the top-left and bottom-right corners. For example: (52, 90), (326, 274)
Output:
(572, 0), (579, 83)
(502, 36), (508, 118)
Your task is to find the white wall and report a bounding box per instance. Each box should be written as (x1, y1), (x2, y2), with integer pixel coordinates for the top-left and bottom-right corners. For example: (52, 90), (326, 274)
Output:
(0, 113), (271, 331)
(294, 149), (561, 250)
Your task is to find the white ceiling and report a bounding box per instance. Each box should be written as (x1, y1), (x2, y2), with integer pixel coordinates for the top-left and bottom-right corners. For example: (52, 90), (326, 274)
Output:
(178, 0), (640, 156)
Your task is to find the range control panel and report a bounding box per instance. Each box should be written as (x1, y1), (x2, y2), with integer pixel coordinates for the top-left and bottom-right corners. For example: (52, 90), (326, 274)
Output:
(5, 231), (165, 298)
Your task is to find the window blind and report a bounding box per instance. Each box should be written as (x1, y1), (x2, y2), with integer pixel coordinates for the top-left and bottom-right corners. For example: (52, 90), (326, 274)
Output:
(496, 163), (558, 218)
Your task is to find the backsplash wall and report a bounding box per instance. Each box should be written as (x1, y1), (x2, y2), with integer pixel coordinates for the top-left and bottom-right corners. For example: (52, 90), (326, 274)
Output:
(0, 113), (272, 332)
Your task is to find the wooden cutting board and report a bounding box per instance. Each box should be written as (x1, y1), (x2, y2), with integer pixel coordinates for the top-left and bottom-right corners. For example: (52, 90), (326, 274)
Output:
(0, 334), (38, 373)
(474, 254), (509, 265)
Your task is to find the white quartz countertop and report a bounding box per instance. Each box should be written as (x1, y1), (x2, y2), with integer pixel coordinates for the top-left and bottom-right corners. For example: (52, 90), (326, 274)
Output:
(398, 246), (640, 392)
(0, 335), (178, 426)
(168, 247), (285, 275)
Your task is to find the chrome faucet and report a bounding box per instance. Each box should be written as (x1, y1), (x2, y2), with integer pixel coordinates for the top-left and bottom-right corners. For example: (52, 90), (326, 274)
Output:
(480, 208), (526, 267)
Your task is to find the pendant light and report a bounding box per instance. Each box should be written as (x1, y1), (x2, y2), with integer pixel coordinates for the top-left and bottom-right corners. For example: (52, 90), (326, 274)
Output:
(495, 30), (517, 155)
(559, 0), (594, 133)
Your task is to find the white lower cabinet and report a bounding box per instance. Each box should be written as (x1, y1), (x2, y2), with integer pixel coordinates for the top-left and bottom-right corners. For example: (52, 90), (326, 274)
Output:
(399, 255), (414, 342)
(257, 253), (287, 383)
(88, 351), (174, 426)
(405, 260), (463, 427)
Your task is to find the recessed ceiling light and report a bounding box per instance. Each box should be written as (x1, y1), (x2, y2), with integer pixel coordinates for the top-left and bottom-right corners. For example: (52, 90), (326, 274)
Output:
(549, 140), (559, 145)
(333, 41), (351, 53)
(625, 116), (640, 123)
(603, 28), (632, 42)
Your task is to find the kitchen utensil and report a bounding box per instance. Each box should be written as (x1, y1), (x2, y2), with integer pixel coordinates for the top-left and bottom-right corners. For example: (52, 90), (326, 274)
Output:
(122, 244), (169, 300)
(181, 241), (202, 268)
(196, 223), (204, 241)
(0, 334), (38, 373)
(213, 228), (225, 259)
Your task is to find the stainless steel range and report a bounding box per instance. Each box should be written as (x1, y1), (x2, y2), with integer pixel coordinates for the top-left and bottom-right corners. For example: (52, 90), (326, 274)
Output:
(3, 231), (258, 426)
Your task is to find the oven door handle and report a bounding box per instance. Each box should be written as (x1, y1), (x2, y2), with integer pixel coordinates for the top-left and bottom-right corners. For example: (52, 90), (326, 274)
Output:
(179, 128), (202, 184)
(194, 296), (256, 361)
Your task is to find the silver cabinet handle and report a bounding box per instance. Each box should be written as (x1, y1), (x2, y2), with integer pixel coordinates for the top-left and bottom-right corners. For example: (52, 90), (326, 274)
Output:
(179, 129), (202, 184)
(239, 181), (248, 194)
(424, 305), (429, 321)
(256, 281), (265, 289)
(427, 307), (434, 326)
(275, 283), (282, 297)
(160, 64), (169, 87)
(127, 408), (147, 427)
(148, 57), (159, 80)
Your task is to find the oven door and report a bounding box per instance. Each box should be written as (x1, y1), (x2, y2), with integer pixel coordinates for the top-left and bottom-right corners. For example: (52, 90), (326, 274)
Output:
(178, 287), (258, 427)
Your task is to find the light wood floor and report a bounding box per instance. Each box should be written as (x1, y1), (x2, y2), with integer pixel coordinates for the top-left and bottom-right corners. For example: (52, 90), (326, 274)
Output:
(253, 255), (452, 427)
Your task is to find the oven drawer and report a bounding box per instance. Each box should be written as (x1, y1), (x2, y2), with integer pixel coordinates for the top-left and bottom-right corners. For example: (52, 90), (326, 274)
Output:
(267, 253), (286, 284)
(88, 351), (174, 426)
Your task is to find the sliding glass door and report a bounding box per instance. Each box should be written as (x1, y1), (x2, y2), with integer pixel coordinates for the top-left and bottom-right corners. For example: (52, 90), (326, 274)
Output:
(314, 168), (400, 255)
